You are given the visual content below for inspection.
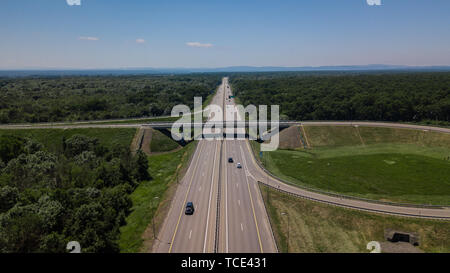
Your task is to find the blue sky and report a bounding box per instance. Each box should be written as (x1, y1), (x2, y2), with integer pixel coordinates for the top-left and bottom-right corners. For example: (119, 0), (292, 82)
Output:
(0, 0), (449, 69)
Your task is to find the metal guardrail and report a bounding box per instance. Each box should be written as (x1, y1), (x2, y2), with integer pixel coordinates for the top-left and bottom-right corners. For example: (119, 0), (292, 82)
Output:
(258, 182), (450, 220)
(250, 143), (450, 209)
(257, 183), (280, 253)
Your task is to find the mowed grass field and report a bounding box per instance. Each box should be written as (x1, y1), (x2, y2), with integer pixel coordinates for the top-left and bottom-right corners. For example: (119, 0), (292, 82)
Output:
(304, 125), (450, 148)
(261, 184), (450, 253)
(0, 128), (137, 152)
(260, 126), (450, 205)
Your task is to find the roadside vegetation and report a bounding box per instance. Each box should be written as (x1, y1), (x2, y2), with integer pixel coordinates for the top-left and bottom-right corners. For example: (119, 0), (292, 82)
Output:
(260, 184), (450, 253)
(0, 128), (148, 253)
(0, 128), (136, 154)
(255, 126), (450, 205)
(0, 74), (221, 123)
(150, 129), (180, 153)
(231, 72), (450, 125)
(119, 141), (197, 252)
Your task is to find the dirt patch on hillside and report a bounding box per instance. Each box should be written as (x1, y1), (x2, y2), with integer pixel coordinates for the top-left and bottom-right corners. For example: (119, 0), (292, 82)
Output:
(141, 128), (152, 155)
(279, 126), (303, 150)
(130, 127), (145, 155)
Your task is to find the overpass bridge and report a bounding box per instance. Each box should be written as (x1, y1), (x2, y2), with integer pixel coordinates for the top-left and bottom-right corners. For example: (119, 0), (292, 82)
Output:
(142, 120), (299, 129)
(143, 120), (297, 141)
(142, 120), (450, 144)
(142, 120), (450, 133)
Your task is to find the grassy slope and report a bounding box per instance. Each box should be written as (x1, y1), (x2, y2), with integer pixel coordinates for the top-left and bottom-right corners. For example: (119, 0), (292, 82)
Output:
(264, 148), (450, 204)
(261, 184), (450, 253)
(0, 128), (136, 153)
(118, 141), (196, 252)
(150, 129), (180, 153)
(305, 125), (362, 147)
(305, 125), (450, 148)
(257, 126), (450, 205)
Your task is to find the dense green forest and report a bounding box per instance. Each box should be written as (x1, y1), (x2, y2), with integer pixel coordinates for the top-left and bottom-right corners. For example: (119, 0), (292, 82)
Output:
(0, 74), (222, 123)
(230, 72), (450, 124)
(0, 133), (149, 252)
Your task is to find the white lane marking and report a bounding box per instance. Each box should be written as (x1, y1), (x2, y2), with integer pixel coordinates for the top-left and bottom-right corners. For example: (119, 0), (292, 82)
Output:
(224, 141), (229, 253)
(236, 183), (239, 188)
(198, 186), (202, 192)
(238, 200), (240, 206)
(168, 141), (205, 253)
(189, 230), (192, 240)
(203, 141), (218, 253)
(247, 171), (256, 180)
(241, 223), (244, 232)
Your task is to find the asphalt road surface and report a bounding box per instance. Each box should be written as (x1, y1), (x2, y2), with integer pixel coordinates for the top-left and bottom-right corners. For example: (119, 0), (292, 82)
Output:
(153, 78), (278, 253)
(217, 79), (277, 253)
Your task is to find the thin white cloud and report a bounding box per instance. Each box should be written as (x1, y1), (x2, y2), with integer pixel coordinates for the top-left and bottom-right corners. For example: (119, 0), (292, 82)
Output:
(66, 0), (81, 6)
(79, 36), (100, 41)
(136, 38), (145, 44)
(186, 42), (213, 48)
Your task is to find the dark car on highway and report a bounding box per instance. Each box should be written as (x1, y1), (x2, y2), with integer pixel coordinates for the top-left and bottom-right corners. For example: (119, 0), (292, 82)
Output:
(185, 202), (195, 215)
(228, 157), (233, 163)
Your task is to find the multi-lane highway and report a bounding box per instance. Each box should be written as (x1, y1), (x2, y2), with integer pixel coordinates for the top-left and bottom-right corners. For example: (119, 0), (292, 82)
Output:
(152, 79), (224, 253)
(153, 78), (277, 253)
(217, 79), (277, 253)
(152, 138), (220, 252)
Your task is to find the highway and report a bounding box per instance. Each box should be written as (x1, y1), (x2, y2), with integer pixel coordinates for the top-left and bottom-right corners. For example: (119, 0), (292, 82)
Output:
(153, 77), (278, 253)
(217, 79), (277, 253)
(152, 139), (220, 252)
(152, 79), (225, 253)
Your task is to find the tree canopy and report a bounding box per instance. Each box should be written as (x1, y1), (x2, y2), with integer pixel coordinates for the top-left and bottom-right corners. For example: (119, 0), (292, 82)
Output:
(0, 74), (222, 123)
(0, 134), (150, 253)
(230, 72), (450, 125)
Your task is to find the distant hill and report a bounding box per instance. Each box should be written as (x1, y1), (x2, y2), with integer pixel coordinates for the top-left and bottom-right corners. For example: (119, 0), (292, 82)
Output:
(1, 65), (449, 77)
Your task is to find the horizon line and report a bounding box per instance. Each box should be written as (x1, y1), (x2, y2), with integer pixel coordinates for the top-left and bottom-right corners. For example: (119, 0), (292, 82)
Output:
(1, 64), (450, 71)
